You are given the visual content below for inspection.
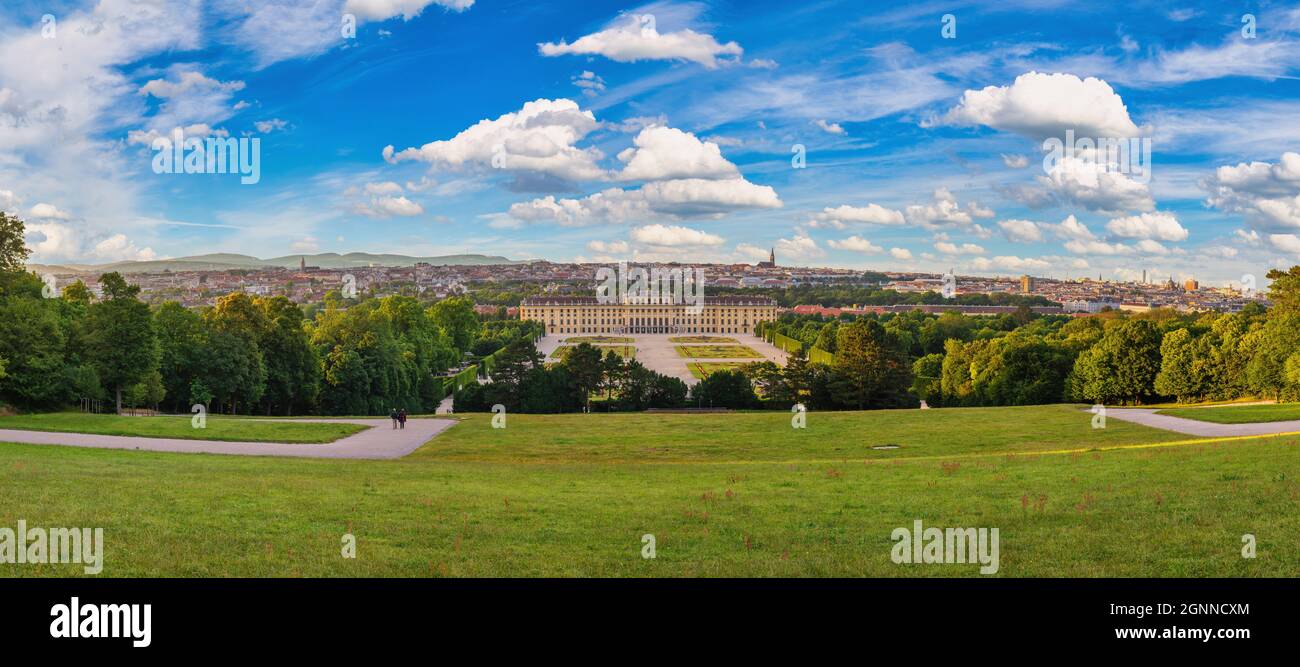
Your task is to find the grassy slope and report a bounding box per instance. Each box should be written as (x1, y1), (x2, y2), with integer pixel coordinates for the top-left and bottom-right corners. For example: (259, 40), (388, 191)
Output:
(2, 404), (1297, 577)
(415, 405), (1186, 463)
(1156, 403), (1300, 424)
(0, 413), (366, 443)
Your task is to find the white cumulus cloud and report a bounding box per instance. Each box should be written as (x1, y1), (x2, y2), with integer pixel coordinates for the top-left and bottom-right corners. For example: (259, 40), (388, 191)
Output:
(538, 13), (742, 69)
(383, 98), (605, 182)
(616, 126), (739, 181)
(1105, 211), (1189, 242)
(630, 224), (725, 247)
(935, 71), (1141, 139)
(828, 235), (883, 253)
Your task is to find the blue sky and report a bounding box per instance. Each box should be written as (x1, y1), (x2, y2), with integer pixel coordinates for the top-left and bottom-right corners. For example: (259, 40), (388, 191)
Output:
(3, 0), (1300, 286)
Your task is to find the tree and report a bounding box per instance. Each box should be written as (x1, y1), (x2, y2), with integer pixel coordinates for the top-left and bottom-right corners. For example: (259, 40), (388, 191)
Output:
(780, 348), (813, 404)
(130, 370), (167, 411)
(64, 364), (102, 406)
(429, 296), (479, 354)
(648, 374), (688, 408)
(691, 370), (759, 409)
(258, 296), (321, 415)
(561, 342), (604, 411)
(1284, 352), (1300, 392)
(1265, 267), (1300, 316)
(1244, 314), (1300, 400)
(84, 273), (157, 413)
(200, 327), (266, 414)
(939, 339), (979, 406)
(0, 296), (68, 407)
(813, 321), (838, 352)
(600, 350), (625, 401)
(204, 292), (268, 414)
(618, 360), (655, 410)
(974, 334), (1074, 405)
(61, 280), (92, 305)
(189, 379), (213, 408)
(486, 337), (543, 408)
(828, 319), (913, 409)
(1068, 319), (1163, 404)
(154, 301), (206, 413)
(911, 353), (944, 407)
(743, 361), (785, 403)
(0, 211), (30, 274)
(1154, 328), (1204, 402)
(519, 365), (582, 413)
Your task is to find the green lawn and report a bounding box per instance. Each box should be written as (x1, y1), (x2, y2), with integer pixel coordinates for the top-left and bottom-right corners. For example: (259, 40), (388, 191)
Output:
(563, 336), (633, 344)
(670, 336), (738, 344)
(675, 344), (762, 359)
(0, 412), (366, 443)
(3, 404), (1297, 577)
(687, 361), (752, 379)
(551, 344), (636, 360)
(1157, 403), (1300, 424)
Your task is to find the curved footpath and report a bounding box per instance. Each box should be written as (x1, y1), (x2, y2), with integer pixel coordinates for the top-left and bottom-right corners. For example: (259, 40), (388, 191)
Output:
(1104, 408), (1300, 437)
(0, 418), (456, 460)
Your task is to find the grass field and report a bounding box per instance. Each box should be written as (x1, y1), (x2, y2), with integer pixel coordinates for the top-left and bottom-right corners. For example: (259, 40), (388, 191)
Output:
(687, 361), (751, 379)
(1157, 403), (1300, 424)
(563, 336), (633, 344)
(4, 404), (1299, 577)
(670, 336), (738, 344)
(551, 344), (636, 360)
(676, 344), (762, 359)
(0, 412), (365, 443)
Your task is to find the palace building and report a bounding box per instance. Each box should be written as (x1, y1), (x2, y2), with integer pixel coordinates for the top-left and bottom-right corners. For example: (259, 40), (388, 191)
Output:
(519, 295), (780, 335)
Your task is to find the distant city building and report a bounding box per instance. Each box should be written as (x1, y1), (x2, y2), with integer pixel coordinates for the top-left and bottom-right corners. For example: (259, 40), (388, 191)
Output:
(791, 303), (1064, 317)
(756, 247), (777, 269)
(1020, 274), (1036, 294)
(519, 295), (778, 335)
(1184, 278), (1200, 291)
(1061, 299), (1115, 314)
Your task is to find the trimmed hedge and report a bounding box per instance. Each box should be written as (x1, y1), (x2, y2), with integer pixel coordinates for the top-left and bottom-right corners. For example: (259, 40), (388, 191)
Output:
(771, 331), (804, 355)
(808, 346), (836, 365)
(442, 364), (479, 397)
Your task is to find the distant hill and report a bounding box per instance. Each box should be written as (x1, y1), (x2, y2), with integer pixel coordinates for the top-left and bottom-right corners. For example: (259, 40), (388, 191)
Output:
(27, 252), (525, 274)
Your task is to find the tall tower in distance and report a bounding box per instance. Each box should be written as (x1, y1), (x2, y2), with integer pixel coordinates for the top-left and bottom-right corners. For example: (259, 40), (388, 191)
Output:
(756, 246), (777, 269)
(300, 256), (306, 271)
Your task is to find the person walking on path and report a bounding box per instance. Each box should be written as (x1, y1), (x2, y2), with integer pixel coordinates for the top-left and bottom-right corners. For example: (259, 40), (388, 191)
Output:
(389, 408), (399, 429)
(398, 409), (407, 429)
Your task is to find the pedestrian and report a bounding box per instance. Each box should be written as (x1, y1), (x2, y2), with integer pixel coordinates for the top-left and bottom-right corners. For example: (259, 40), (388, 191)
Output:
(389, 408), (398, 429)
(398, 408), (407, 429)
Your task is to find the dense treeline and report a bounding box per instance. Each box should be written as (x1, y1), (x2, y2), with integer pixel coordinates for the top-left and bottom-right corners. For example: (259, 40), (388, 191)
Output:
(0, 213), (504, 415)
(756, 284), (1300, 409)
(1, 275), (481, 415)
(454, 340), (690, 412)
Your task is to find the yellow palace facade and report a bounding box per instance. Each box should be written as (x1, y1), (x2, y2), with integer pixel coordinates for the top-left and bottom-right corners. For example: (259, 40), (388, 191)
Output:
(519, 295), (780, 335)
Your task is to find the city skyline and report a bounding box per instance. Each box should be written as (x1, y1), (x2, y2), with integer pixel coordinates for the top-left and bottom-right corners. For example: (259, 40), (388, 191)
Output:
(4, 1), (1300, 288)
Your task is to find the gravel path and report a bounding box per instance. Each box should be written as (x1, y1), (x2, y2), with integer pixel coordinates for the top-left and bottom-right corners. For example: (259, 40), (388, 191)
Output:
(1103, 408), (1300, 437)
(0, 418), (456, 460)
